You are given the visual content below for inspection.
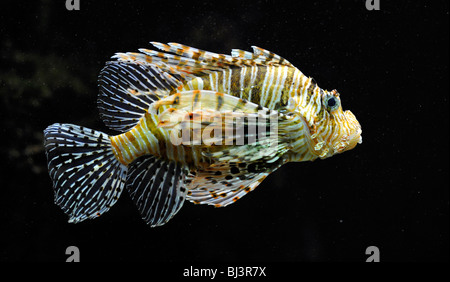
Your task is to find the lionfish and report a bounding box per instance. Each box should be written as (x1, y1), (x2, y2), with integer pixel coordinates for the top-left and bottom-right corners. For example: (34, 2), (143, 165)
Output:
(44, 42), (362, 227)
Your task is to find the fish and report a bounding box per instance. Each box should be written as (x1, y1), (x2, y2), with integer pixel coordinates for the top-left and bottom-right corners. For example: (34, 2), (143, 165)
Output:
(43, 42), (362, 227)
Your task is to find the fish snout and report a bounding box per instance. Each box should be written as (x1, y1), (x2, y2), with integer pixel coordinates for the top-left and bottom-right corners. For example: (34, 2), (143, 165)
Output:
(344, 110), (362, 151)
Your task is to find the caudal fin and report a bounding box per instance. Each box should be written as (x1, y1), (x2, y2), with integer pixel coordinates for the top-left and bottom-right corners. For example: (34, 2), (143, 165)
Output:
(43, 123), (127, 223)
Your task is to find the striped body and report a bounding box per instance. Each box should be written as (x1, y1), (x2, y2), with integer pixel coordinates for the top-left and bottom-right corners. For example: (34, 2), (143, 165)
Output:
(109, 65), (322, 169)
(109, 110), (204, 168)
(182, 65), (300, 109)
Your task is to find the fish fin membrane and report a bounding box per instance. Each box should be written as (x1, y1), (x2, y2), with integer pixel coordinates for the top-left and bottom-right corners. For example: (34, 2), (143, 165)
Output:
(152, 90), (275, 115)
(186, 164), (275, 207)
(98, 61), (183, 132)
(44, 123), (127, 223)
(126, 155), (188, 227)
(113, 42), (293, 79)
(204, 140), (288, 164)
(152, 90), (276, 146)
(151, 42), (294, 67)
(153, 90), (288, 163)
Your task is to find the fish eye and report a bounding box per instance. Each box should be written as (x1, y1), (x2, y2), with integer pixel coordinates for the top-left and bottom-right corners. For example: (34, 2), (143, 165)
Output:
(323, 95), (340, 111)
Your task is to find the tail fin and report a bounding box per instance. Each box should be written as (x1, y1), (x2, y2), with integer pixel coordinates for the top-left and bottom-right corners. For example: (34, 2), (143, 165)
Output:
(43, 123), (127, 223)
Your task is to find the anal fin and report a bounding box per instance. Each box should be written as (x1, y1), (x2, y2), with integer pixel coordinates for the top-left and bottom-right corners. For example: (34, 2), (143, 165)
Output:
(126, 155), (188, 227)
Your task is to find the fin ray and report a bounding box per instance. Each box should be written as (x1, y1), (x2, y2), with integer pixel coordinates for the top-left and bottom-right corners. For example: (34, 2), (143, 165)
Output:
(187, 163), (274, 207)
(113, 42), (294, 81)
(98, 62), (182, 132)
(44, 123), (127, 223)
(126, 155), (187, 227)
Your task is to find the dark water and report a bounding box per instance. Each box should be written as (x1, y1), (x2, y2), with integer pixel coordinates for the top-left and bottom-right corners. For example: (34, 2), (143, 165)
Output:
(0, 0), (448, 265)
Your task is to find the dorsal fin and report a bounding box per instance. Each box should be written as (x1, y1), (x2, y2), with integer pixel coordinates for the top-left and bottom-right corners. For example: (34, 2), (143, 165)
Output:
(231, 46), (293, 67)
(231, 49), (254, 60)
(112, 42), (294, 80)
(250, 46), (293, 66)
(97, 61), (183, 132)
(102, 43), (295, 132)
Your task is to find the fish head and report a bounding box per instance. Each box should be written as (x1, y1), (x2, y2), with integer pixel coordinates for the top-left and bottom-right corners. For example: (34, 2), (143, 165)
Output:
(297, 89), (362, 159)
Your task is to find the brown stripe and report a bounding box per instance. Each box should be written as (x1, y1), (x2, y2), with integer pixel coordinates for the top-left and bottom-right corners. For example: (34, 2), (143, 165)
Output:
(216, 92), (224, 111)
(248, 66), (267, 104)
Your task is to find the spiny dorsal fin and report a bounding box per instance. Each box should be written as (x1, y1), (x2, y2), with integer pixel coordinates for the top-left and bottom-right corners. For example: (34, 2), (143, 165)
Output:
(112, 42), (294, 80)
(231, 49), (254, 60)
(250, 46), (293, 67)
(126, 155), (188, 227)
(98, 61), (183, 132)
(159, 42), (294, 67)
(231, 46), (293, 67)
(151, 42), (247, 67)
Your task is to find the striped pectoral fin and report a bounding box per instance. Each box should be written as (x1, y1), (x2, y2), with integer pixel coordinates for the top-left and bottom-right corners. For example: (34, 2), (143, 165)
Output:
(200, 111), (289, 164)
(126, 155), (188, 227)
(151, 90), (271, 115)
(151, 90), (267, 146)
(186, 164), (272, 207)
(157, 107), (222, 131)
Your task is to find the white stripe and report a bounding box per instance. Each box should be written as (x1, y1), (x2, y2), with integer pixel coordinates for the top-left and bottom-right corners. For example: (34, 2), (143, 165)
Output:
(149, 114), (162, 155)
(130, 129), (145, 154)
(137, 117), (151, 153)
(288, 69), (301, 99)
(227, 68), (232, 94)
(266, 67), (284, 109)
(209, 73), (214, 91)
(118, 135), (132, 162)
(240, 67), (247, 98)
(222, 69), (227, 93)
(214, 72), (219, 91)
(197, 77), (204, 90)
(248, 66), (258, 101)
(298, 73), (308, 107)
(260, 66), (270, 103)
(139, 116), (156, 154)
(260, 66), (274, 106)
(301, 77), (312, 108)
(269, 66), (289, 109)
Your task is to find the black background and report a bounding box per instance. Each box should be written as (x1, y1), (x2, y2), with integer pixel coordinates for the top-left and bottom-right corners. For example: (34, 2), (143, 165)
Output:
(0, 0), (448, 263)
